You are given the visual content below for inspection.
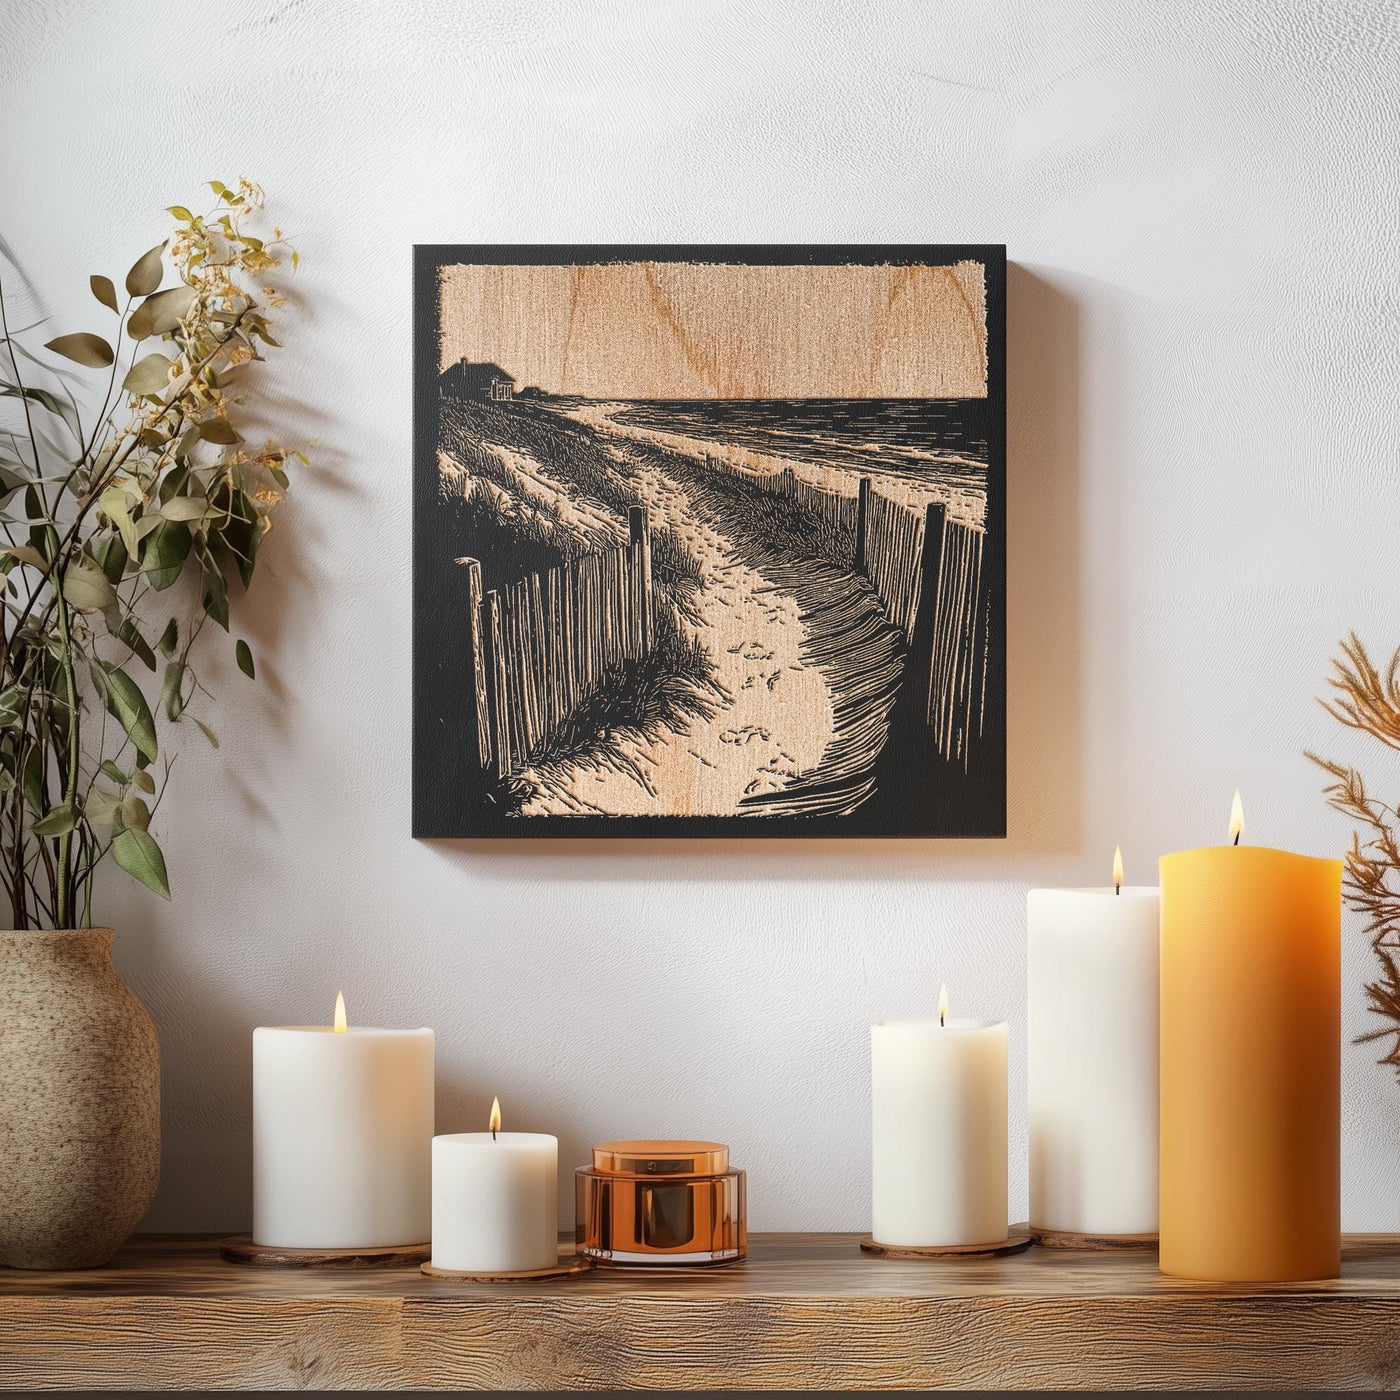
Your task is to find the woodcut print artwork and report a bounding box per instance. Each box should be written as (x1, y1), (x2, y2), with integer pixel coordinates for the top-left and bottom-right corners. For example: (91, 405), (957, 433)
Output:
(412, 247), (1005, 836)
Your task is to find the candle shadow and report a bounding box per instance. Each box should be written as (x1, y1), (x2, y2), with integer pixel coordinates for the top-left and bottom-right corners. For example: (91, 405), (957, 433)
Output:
(109, 928), (258, 1234)
(422, 262), (1083, 877)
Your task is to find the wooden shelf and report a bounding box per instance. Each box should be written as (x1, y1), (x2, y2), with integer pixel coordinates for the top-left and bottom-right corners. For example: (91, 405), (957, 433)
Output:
(2, 1233), (1399, 1390)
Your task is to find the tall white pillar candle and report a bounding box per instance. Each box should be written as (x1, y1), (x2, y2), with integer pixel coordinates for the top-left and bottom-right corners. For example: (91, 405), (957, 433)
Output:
(1027, 860), (1160, 1236)
(871, 990), (1008, 1247)
(253, 994), (434, 1248)
(431, 1100), (558, 1273)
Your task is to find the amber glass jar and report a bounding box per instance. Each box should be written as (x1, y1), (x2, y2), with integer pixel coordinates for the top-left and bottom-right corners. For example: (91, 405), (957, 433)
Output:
(575, 1140), (746, 1266)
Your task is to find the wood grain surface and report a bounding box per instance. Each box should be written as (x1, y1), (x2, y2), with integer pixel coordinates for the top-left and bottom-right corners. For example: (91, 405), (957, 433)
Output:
(1028, 1226), (1159, 1251)
(2, 1233), (1400, 1390)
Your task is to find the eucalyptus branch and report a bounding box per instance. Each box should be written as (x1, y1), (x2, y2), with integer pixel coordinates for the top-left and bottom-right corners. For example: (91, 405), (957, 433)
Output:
(0, 272), (46, 483)
(0, 179), (298, 927)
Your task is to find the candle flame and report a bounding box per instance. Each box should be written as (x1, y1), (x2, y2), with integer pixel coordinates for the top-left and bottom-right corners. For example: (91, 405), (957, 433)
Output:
(1113, 845), (1124, 892)
(938, 982), (949, 1027)
(1229, 789), (1245, 846)
(488, 1095), (501, 1138)
(333, 990), (347, 1033)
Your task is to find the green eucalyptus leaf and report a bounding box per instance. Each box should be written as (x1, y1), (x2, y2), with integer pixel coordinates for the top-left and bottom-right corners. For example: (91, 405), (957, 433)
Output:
(198, 416), (241, 446)
(122, 353), (171, 396)
(161, 659), (184, 720)
(216, 485), (263, 587)
(85, 788), (124, 828)
(195, 719), (219, 749)
(61, 563), (117, 612)
(127, 285), (194, 341)
(235, 639), (255, 679)
(121, 795), (150, 830)
(28, 519), (57, 565)
(202, 567), (229, 629)
(115, 616), (156, 672)
(157, 618), (178, 658)
(90, 275), (119, 313)
(1, 382), (77, 428)
(157, 463), (189, 504)
(90, 531), (129, 586)
(2, 545), (49, 574)
(166, 206), (193, 221)
(20, 746), (42, 812)
(44, 333), (114, 369)
(173, 426), (201, 460)
(112, 826), (170, 900)
(140, 520), (191, 591)
(99, 760), (128, 785)
(125, 242), (167, 298)
(132, 768), (155, 795)
(0, 690), (22, 727)
(159, 494), (213, 522)
(99, 487), (141, 560)
(32, 803), (76, 837)
(96, 662), (158, 763)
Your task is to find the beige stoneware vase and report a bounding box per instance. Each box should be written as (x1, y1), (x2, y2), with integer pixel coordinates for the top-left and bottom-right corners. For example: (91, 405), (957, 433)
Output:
(0, 928), (160, 1269)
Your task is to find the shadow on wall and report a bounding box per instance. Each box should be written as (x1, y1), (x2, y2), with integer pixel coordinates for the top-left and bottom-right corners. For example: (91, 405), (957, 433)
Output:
(426, 263), (1082, 880)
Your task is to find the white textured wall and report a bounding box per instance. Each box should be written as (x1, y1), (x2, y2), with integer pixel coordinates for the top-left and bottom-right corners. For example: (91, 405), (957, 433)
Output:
(3, 0), (1399, 1232)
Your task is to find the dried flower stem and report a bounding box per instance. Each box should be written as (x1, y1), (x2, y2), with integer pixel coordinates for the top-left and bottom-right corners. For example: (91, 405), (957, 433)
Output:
(1309, 631), (1400, 1072)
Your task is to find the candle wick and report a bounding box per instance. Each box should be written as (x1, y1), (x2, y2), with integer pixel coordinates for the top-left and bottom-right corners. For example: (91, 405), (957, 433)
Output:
(1234, 832), (1241, 846)
(939, 1011), (945, 1028)
(1115, 881), (1121, 896)
(492, 1128), (497, 1142)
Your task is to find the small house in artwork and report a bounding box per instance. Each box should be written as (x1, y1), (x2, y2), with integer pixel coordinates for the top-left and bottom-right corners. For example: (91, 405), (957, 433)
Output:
(441, 360), (515, 401)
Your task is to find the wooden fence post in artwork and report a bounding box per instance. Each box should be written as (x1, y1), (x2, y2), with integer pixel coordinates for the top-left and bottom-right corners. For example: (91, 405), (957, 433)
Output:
(854, 476), (872, 574)
(482, 588), (512, 781)
(905, 501), (947, 730)
(629, 505), (654, 656)
(459, 558), (491, 773)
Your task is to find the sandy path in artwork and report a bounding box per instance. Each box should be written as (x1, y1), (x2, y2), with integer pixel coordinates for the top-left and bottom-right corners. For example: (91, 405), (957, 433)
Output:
(517, 435), (835, 818)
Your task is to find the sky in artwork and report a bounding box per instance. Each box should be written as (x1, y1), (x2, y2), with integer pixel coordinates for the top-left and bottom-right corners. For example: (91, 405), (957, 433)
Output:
(438, 259), (988, 399)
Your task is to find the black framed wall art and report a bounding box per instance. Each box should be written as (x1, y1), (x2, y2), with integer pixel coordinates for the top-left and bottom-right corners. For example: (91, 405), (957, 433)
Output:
(413, 246), (1006, 837)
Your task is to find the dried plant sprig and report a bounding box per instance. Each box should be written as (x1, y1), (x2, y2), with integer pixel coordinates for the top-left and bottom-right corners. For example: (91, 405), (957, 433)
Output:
(1309, 632), (1400, 1072)
(1318, 631), (1400, 752)
(0, 179), (300, 928)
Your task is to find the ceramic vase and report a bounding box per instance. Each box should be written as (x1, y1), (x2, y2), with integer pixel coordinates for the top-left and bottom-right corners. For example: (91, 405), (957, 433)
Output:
(0, 928), (160, 1269)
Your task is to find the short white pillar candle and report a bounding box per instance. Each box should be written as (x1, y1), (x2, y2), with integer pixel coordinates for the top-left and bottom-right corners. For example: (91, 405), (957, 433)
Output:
(431, 1098), (558, 1273)
(1027, 850), (1160, 1236)
(253, 992), (434, 1249)
(871, 986), (1008, 1248)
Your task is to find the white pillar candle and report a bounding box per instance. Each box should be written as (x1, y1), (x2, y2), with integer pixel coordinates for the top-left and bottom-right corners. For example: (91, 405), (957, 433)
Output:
(431, 1098), (558, 1273)
(1027, 851), (1160, 1236)
(253, 993), (434, 1249)
(871, 987), (1008, 1248)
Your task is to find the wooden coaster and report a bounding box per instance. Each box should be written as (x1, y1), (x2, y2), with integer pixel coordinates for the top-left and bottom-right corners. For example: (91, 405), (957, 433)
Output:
(859, 1223), (1033, 1259)
(420, 1252), (591, 1282)
(219, 1235), (430, 1268)
(1029, 1226), (1159, 1251)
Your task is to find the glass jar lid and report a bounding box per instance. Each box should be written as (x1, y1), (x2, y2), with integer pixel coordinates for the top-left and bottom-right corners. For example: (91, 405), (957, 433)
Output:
(590, 1139), (729, 1176)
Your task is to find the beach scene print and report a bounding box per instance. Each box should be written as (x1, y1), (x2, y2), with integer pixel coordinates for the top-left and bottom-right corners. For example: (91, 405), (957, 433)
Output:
(413, 251), (1005, 836)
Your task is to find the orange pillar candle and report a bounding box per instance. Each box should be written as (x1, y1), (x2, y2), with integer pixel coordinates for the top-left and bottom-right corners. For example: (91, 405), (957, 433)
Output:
(1159, 793), (1342, 1282)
